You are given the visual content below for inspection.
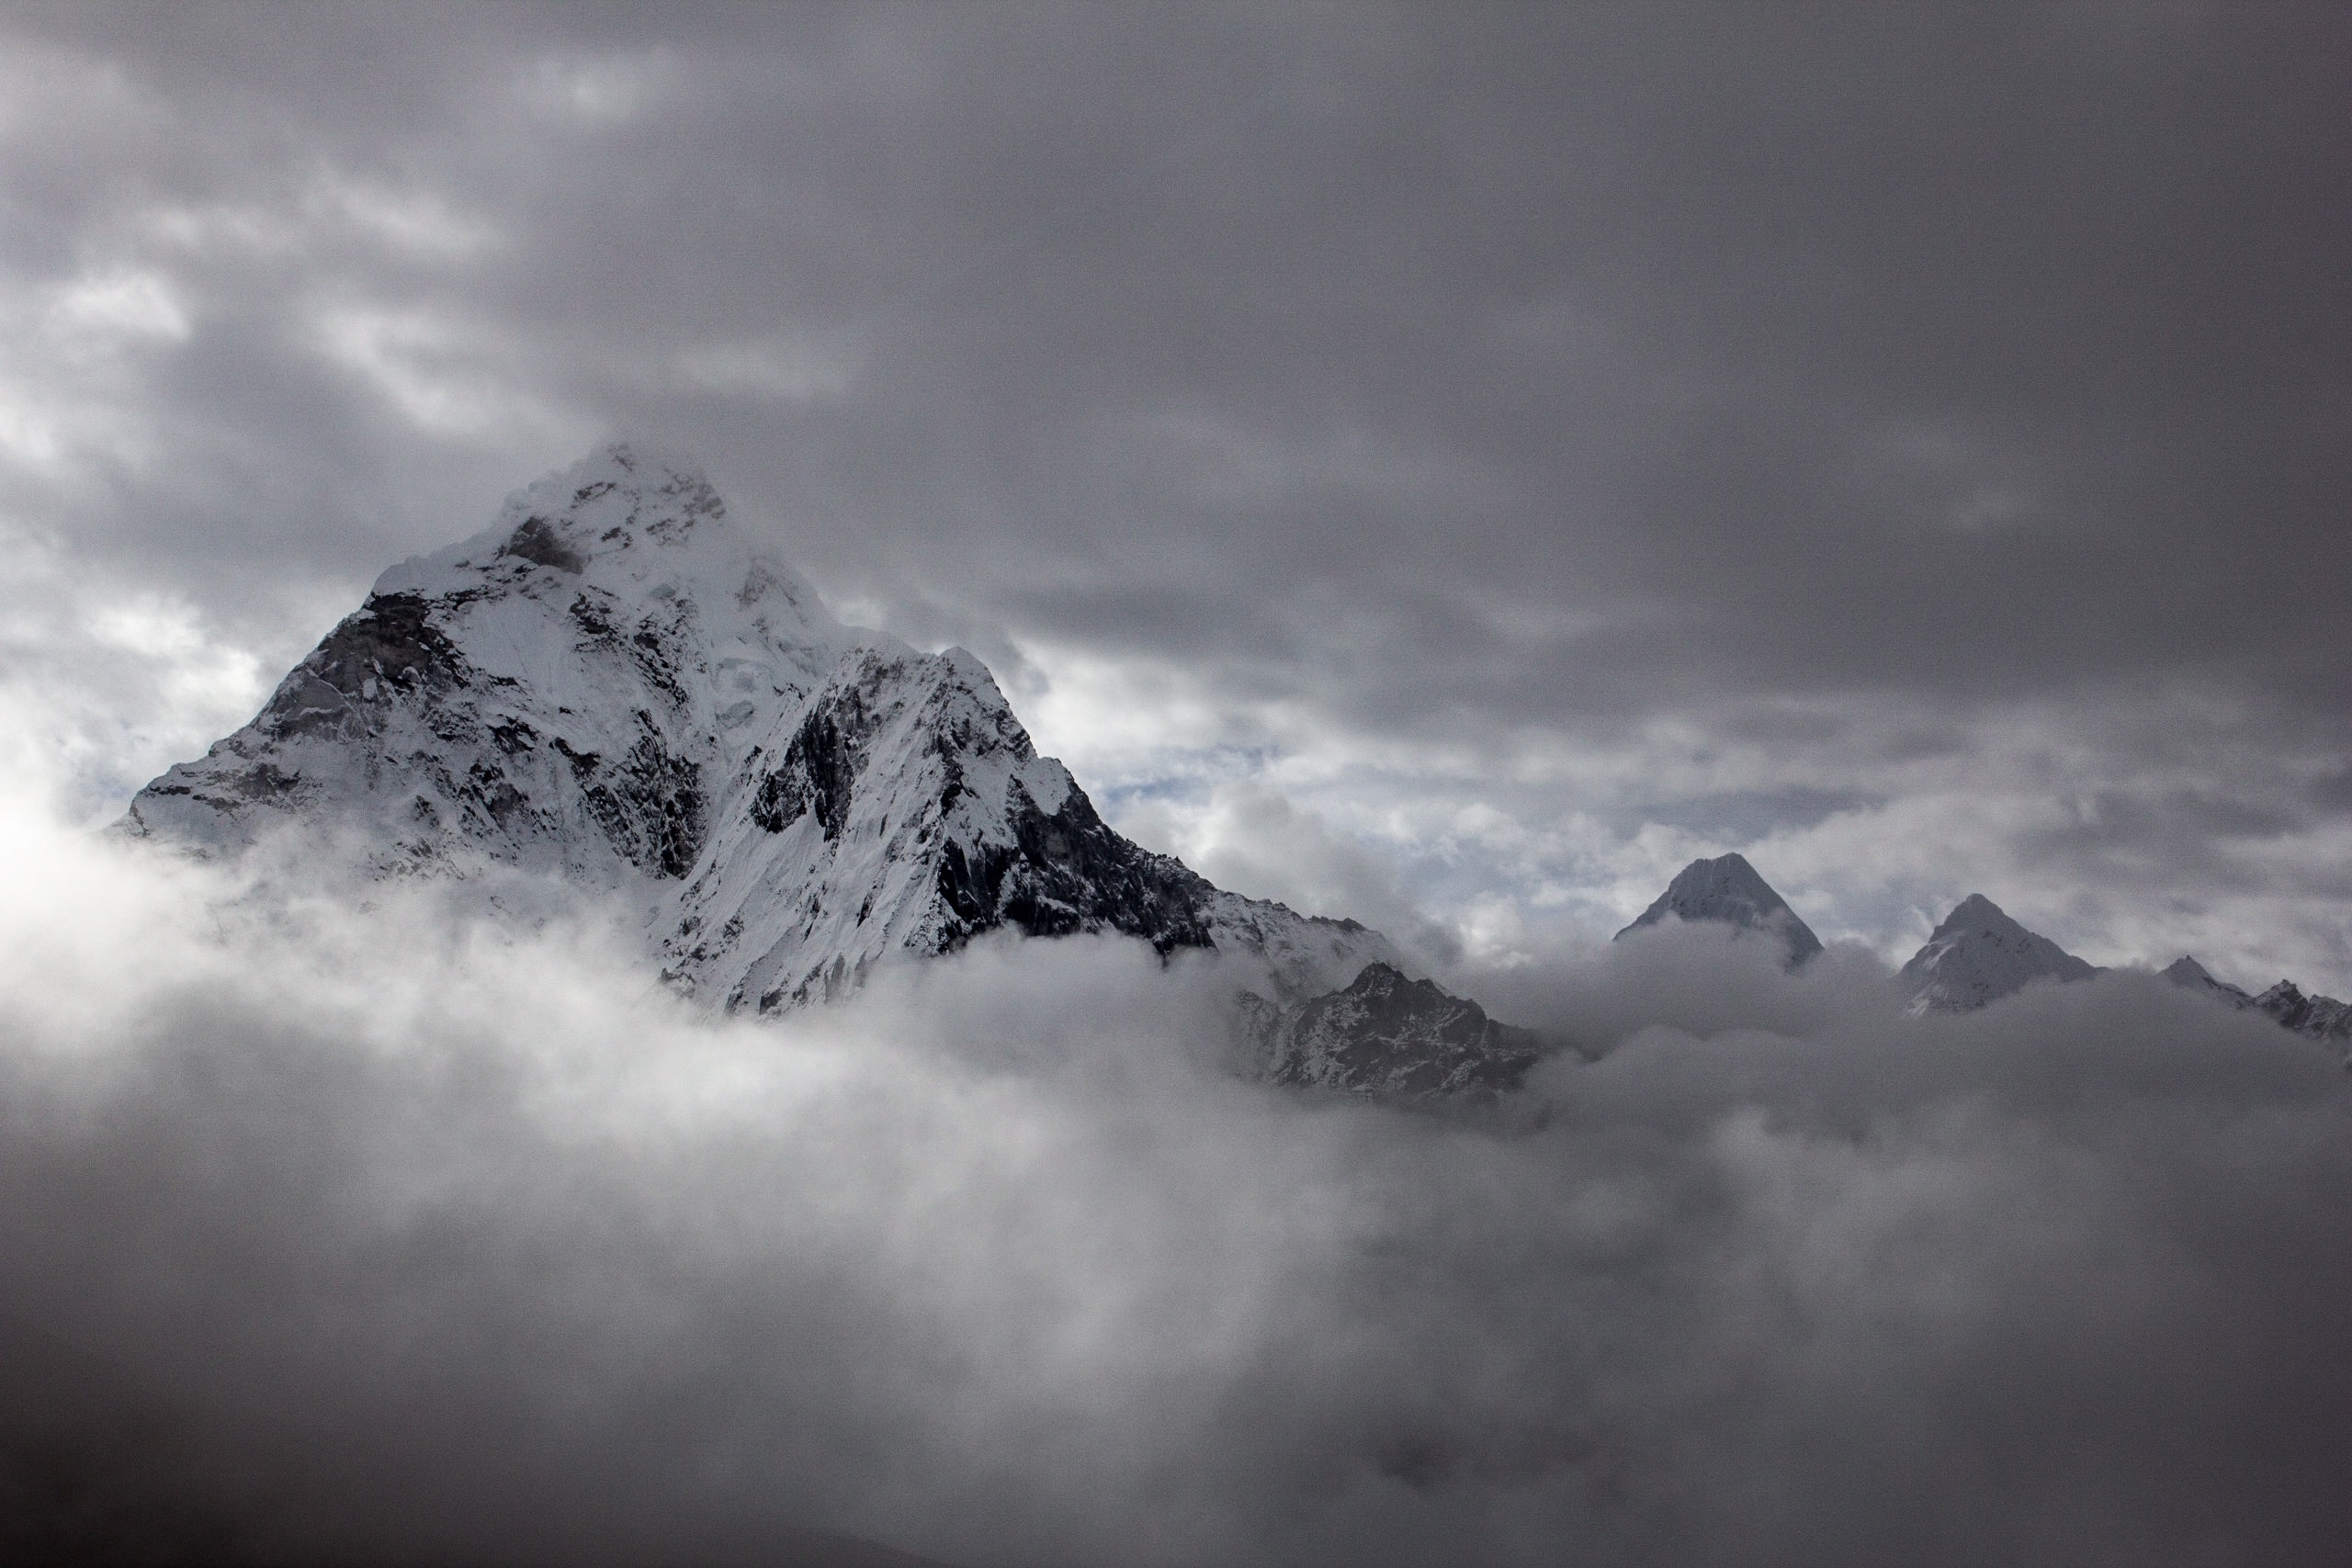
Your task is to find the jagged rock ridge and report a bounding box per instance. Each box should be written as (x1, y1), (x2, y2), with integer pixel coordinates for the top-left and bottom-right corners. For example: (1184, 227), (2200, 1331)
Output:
(1900, 894), (2100, 1014)
(1615, 852), (1823, 965)
(2165, 956), (2352, 1064)
(1256, 963), (1541, 1099)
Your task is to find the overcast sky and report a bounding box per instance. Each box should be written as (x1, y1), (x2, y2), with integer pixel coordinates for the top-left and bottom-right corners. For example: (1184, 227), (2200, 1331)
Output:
(5, 2), (2349, 987)
(6, 13), (2352, 1565)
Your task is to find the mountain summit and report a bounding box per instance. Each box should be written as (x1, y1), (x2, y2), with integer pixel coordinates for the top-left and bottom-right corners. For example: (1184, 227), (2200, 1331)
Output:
(125, 443), (1400, 1016)
(2161, 954), (2254, 1008)
(1615, 852), (1824, 965)
(1899, 894), (2099, 1013)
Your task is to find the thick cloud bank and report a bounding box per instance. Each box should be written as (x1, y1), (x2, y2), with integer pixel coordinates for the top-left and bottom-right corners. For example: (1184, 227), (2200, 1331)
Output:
(2, 802), (2348, 1567)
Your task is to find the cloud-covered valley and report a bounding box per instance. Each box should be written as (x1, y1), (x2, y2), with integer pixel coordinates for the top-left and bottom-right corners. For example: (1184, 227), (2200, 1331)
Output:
(4, 781), (2346, 1567)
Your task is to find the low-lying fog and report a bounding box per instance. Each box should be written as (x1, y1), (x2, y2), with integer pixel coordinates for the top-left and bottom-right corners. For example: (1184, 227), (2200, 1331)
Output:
(2, 792), (2346, 1567)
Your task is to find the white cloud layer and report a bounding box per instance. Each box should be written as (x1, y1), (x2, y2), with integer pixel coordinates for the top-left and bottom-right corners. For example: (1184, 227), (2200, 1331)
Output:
(2, 756), (2346, 1565)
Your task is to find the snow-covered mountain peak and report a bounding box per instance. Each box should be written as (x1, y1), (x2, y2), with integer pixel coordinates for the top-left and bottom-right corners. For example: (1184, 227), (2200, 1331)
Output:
(1900, 894), (2100, 1014)
(2162, 954), (2255, 1007)
(375, 441), (841, 644)
(122, 444), (868, 873)
(1615, 852), (1824, 965)
(124, 444), (1404, 1028)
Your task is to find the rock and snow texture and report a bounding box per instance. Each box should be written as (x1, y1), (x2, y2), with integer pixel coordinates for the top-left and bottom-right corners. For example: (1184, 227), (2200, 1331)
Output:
(2249, 980), (2352, 1045)
(1900, 894), (2100, 1014)
(126, 442), (848, 887)
(1257, 963), (1541, 1099)
(123, 443), (1392, 1013)
(1615, 852), (1824, 965)
(2165, 957), (2352, 1065)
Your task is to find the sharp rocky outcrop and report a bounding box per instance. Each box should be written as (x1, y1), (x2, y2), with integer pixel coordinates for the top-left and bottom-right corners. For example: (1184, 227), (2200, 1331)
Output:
(1900, 894), (2100, 1014)
(2249, 979), (2352, 1045)
(1252, 963), (1542, 1100)
(122, 443), (1540, 1092)
(2165, 957), (2352, 1066)
(1615, 852), (1823, 965)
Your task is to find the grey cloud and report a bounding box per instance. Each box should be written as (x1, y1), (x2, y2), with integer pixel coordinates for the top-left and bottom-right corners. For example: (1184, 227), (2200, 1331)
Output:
(1627, 785), (1881, 846)
(15, 5), (2346, 699)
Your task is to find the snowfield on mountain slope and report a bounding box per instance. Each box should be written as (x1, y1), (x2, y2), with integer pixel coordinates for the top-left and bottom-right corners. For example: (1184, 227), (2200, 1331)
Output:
(1899, 893), (2103, 1015)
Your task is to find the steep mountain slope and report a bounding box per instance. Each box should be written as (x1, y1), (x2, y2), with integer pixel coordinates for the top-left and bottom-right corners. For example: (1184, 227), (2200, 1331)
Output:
(1900, 894), (2100, 1013)
(123, 444), (1395, 1015)
(1614, 852), (1823, 965)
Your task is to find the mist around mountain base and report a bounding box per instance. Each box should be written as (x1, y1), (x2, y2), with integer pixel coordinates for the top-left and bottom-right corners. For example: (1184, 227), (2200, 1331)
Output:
(2, 784), (2348, 1567)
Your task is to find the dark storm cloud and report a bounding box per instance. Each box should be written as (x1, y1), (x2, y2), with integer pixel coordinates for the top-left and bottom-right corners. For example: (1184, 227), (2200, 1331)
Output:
(9, 3), (2346, 704)
(3, 833), (2350, 1567)
(4, 11), (2350, 955)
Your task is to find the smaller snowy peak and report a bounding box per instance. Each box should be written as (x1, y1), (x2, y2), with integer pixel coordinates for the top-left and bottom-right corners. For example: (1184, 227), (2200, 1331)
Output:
(1261, 962), (1541, 1099)
(2162, 955), (2256, 1009)
(1615, 852), (1824, 965)
(1900, 894), (2099, 1014)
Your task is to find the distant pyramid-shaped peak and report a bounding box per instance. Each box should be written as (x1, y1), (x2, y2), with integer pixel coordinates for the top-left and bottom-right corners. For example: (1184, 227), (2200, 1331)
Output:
(1615, 852), (1824, 965)
(1900, 894), (2099, 1013)
(2162, 955), (2255, 1008)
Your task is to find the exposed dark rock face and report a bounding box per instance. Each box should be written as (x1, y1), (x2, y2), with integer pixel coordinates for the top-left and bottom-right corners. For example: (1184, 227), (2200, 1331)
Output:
(2165, 958), (2352, 1066)
(941, 780), (1216, 954)
(2254, 980), (2352, 1043)
(258, 592), (471, 741)
(678, 641), (1294, 1014)
(751, 704), (866, 840)
(1263, 963), (1542, 1099)
(574, 717), (706, 878)
(499, 514), (586, 572)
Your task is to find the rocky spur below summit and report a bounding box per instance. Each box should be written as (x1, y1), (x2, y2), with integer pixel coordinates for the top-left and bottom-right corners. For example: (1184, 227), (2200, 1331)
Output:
(1244, 962), (1544, 1100)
